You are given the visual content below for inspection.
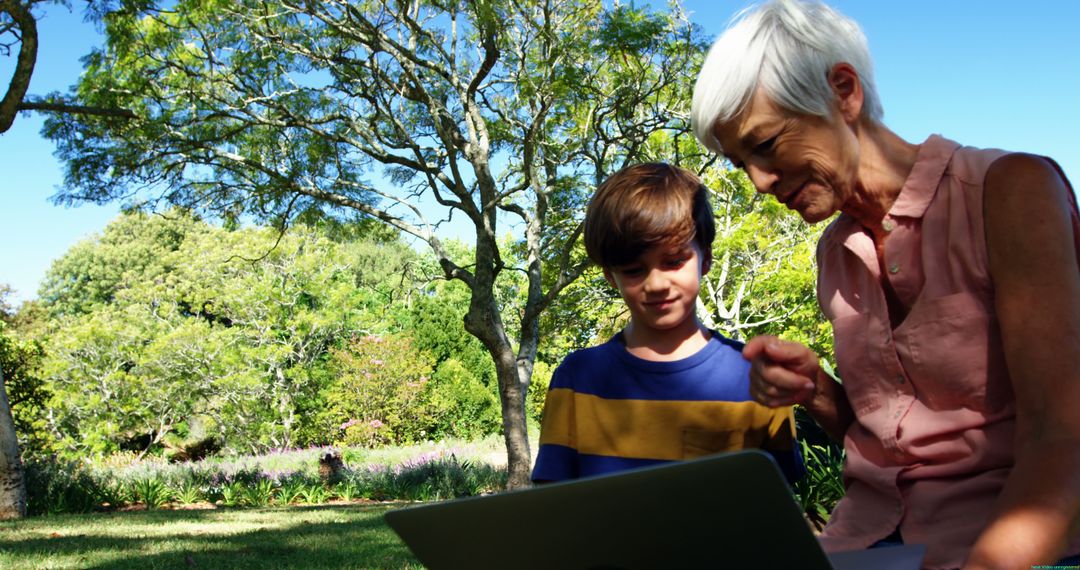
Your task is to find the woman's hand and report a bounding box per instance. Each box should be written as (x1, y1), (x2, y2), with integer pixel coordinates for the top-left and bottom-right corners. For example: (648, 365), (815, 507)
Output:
(743, 335), (818, 407)
(743, 335), (854, 442)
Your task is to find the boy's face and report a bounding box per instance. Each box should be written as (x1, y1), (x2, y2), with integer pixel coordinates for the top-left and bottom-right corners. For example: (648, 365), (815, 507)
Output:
(603, 240), (711, 337)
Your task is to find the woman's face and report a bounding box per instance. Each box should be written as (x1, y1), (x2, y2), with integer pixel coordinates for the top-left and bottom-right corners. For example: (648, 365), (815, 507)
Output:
(711, 89), (860, 224)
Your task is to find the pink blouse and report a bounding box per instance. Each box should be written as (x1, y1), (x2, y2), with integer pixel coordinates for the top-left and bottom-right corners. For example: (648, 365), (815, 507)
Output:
(815, 135), (1080, 569)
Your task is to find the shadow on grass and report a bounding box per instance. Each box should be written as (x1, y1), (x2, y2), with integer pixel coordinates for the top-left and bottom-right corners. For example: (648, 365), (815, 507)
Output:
(0, 504), (423, 569)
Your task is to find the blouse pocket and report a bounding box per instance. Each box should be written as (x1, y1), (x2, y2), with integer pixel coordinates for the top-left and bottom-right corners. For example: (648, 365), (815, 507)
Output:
(903, 292), (1006, 411)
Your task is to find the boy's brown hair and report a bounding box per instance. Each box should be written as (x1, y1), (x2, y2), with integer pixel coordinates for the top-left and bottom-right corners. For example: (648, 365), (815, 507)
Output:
(584, 163), (715, 268)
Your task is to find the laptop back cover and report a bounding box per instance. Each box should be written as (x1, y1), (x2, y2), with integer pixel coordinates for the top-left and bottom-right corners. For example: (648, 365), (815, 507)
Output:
(384, 450), (834, 570)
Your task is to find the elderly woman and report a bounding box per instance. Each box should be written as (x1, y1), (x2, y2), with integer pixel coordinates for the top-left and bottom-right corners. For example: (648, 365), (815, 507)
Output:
(690, 1), (1080, 569)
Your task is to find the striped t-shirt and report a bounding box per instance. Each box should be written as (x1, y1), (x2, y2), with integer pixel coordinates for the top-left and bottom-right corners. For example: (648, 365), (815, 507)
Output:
(532, 332), (804, 483)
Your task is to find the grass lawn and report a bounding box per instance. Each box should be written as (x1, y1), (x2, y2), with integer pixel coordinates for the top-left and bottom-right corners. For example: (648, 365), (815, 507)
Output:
(0, 503), (423, 569)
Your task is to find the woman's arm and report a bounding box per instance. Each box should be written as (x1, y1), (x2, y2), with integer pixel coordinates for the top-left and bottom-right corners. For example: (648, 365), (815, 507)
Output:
(964, 153), (1080, 569)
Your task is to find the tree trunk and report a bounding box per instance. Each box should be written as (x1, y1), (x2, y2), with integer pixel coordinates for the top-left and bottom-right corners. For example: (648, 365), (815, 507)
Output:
(462, 308), (533, 489)
(461, 272), (533, 488)
(493, 347), (532, 489)
(0, 369), (27, 519)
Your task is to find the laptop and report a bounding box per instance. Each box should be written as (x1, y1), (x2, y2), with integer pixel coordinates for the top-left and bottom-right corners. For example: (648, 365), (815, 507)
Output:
(384, 450), (925, 569)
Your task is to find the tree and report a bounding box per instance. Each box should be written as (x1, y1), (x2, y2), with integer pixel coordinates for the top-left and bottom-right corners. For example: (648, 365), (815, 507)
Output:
(1, 0), (142, 134)
(45, 0), (706, 488)
(37, 210), (428, 456)
(1, 0), (151, 515)
(0, 288), (28, 519)
(0, 366), (24, 519)
(697, 169), (832, 357)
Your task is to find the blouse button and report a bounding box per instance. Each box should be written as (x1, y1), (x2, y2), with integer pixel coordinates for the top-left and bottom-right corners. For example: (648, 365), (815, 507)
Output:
(883, 219), (896, 232)
(888, 263), (901, 274)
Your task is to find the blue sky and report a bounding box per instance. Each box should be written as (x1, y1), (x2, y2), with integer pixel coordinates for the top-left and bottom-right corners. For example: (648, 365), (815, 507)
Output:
(1, 1), (1078, 305)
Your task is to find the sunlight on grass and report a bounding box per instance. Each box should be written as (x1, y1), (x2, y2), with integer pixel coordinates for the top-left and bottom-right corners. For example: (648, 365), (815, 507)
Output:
(0, 504), (421, 569)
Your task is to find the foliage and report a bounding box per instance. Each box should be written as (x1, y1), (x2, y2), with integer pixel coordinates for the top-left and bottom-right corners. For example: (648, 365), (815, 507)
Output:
(325, 334), (439, 447)
(335, 480), (361, 502)
(0, 287), (50, 455)
(219, 481), (245, 507)
(22, 457), (109, 516)
(427, 358), (502, 440)
(525, 359), (554, 428)
(37, 210), (200, 319)
(130, 477), (172, 509)
(299, 484), (329, 505)
(350, 454), (507, 503)
(793, 440), (846, 530)
(787, 405), (847, 529)
(406, 280), (502, 440)
(276, 479), (306, 505)
(34, 211), (432, 457)
(172, 480), (203, 505)
(45, 0), (709, 488)
(20, 440), (508, 515)
(240, 478), (275, 507)
(698, 169), (833, 358)
(381, 455), (506, 502)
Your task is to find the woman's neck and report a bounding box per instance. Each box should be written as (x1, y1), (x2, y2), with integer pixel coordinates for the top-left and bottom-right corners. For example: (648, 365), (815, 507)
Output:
(844, 120), (920, 232)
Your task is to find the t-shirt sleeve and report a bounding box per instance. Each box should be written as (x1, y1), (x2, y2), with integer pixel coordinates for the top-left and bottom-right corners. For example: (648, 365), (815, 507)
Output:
(531, 362), (579, 482)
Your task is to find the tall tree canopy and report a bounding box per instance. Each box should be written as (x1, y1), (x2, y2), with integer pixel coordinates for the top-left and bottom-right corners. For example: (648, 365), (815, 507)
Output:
(44, 0), (707, 487)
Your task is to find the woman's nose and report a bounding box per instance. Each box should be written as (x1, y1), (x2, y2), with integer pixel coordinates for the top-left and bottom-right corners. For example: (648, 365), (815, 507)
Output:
(745, 162), (780, 195)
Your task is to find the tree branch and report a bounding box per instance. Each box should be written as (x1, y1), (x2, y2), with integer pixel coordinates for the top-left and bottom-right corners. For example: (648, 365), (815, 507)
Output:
(0, 0), (36, 133)
(17, 99), (137, 120)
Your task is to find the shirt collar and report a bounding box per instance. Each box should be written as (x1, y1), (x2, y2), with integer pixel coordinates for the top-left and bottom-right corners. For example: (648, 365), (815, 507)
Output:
(889, 134), (960, 219)
(821, 134), (961, 249)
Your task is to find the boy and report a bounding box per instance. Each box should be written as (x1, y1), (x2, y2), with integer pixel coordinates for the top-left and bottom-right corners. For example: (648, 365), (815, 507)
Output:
(531, 163), (803, 483)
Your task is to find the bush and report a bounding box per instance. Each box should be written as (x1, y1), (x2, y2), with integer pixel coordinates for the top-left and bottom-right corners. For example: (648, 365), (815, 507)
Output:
(240, 478), (275, 507)
(425, 359), (501, 440)
(360, 454), (507, 501)
(325, 334), (439, 447)
(131, 477), (173, 509)
(19, 441), (509, 516)
(23, 458), (111, 515)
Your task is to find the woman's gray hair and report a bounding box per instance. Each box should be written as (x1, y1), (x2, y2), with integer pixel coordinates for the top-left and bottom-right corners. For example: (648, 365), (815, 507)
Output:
(691, 0), (883, 154)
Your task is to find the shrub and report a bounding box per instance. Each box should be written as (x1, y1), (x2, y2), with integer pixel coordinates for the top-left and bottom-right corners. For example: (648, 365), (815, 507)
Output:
(220, 482), (245, 507)
(23, 458), (109, 515)
(425, 359), (500, 440)
(389, 454), (506, 501)
(276, 479), (308, 505)
(131, 477), (172, 510)
(334, 480), (361, 502)
(300, 484), (329, 505)
(325, 334), (439, 447)
(173, 480), (203, 505)
(20, 441), (510, 515)
(100, 478), (132, 508)
(241, 478), (275, 507)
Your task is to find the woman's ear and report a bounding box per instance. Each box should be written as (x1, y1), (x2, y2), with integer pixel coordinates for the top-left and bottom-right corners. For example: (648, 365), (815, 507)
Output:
(701, 250), (713, 275)
(828, 62), (864, 123)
